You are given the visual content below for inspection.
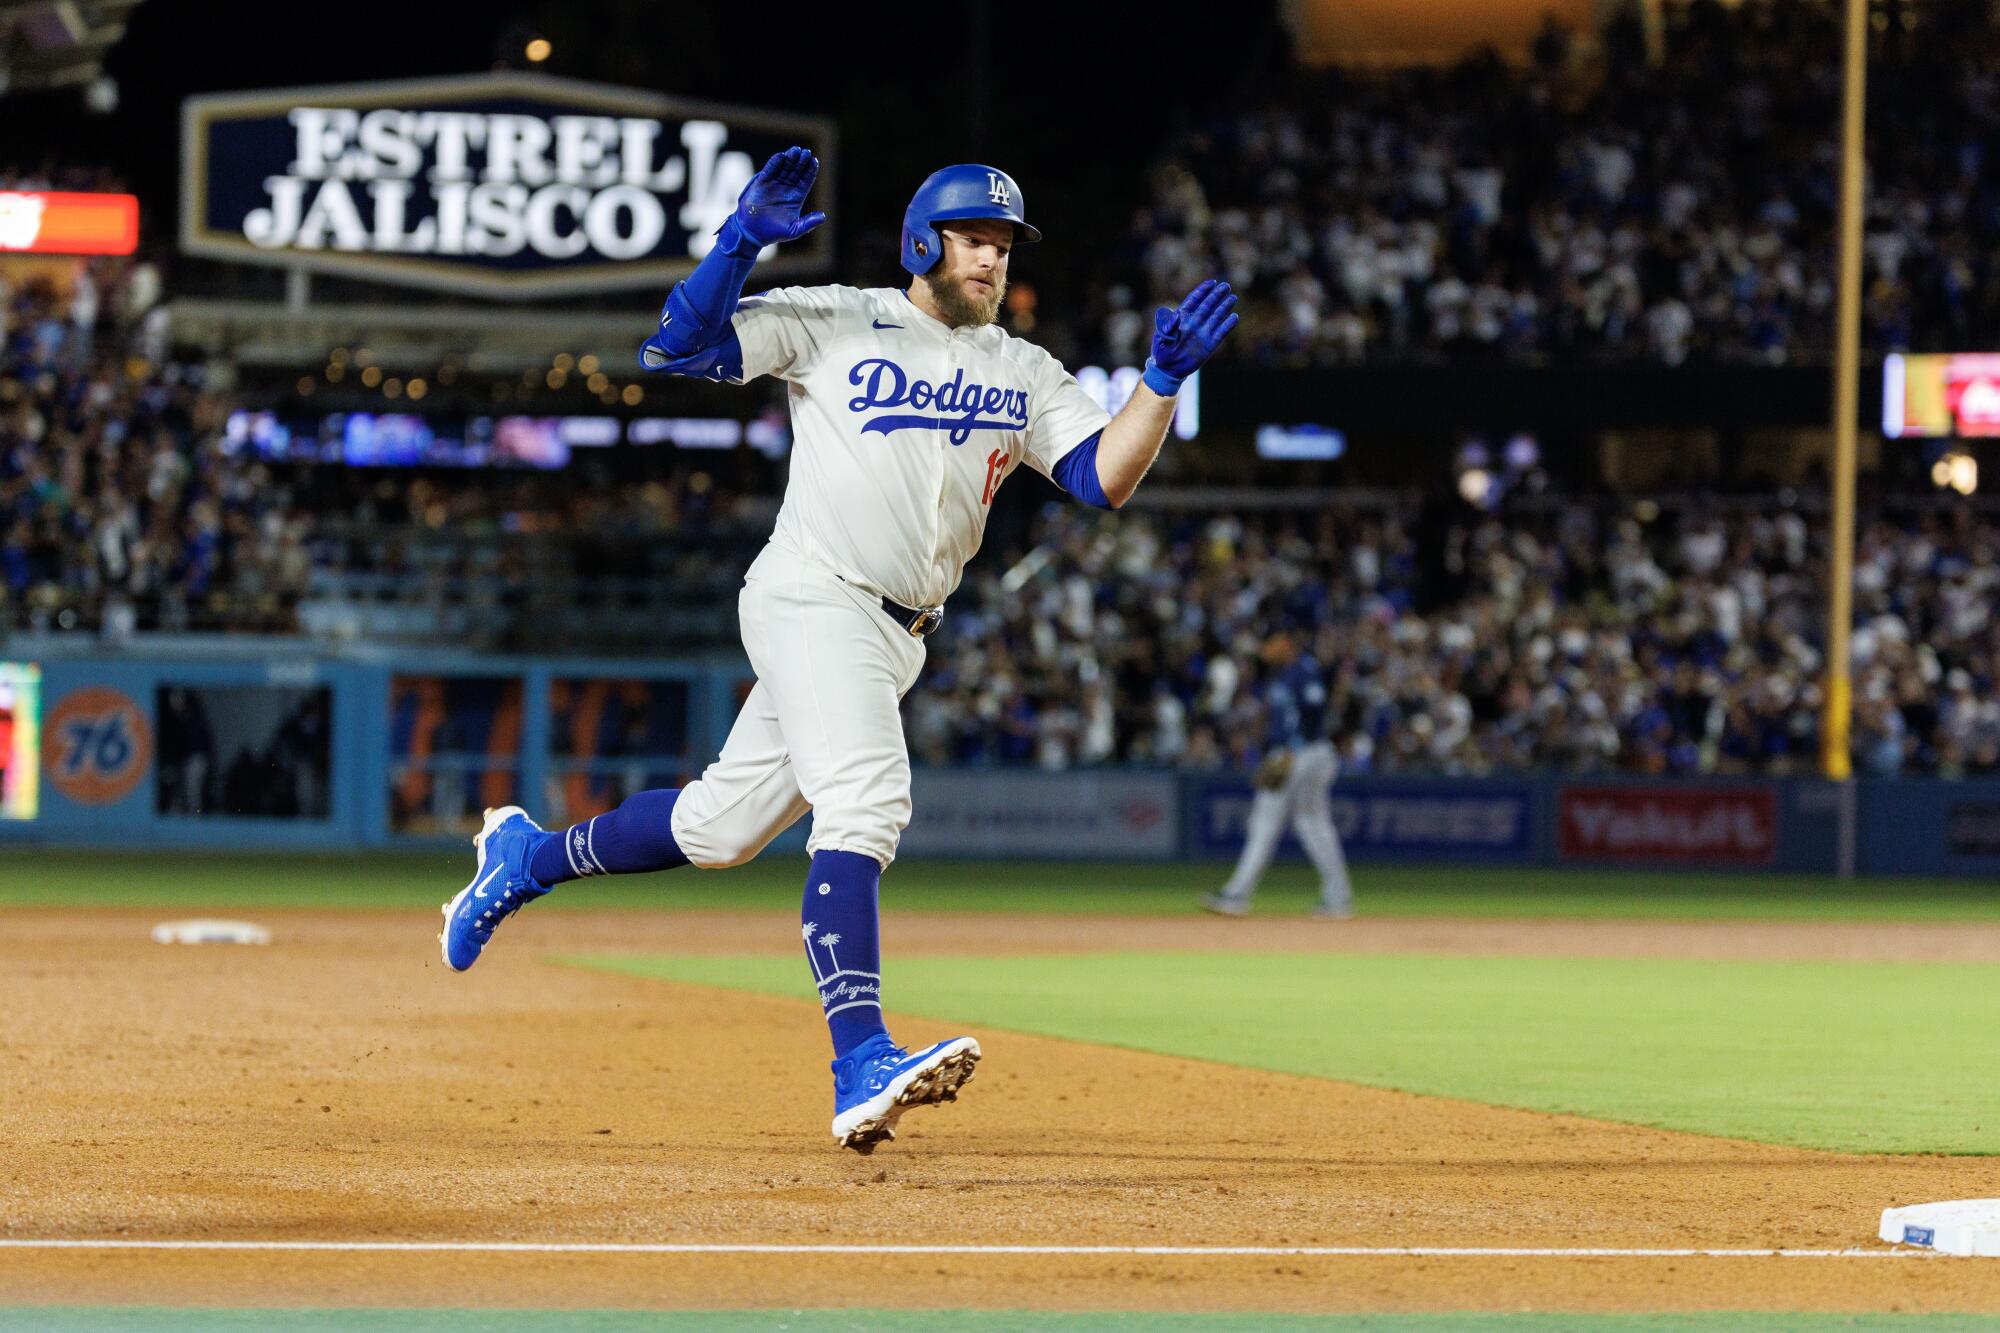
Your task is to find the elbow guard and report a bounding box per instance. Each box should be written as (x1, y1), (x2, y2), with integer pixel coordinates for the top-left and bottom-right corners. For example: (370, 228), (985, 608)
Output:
(651, 280), (727, 359)
(647, 214), (762, 359)
(639, 328), (745, 382)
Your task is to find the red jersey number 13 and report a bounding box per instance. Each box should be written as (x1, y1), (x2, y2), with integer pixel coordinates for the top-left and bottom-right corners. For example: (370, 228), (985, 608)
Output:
(981, 448), (1006, 506)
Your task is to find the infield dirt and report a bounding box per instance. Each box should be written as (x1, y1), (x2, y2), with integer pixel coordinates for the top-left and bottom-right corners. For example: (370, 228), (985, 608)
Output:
(6, 907), (2000, 1315)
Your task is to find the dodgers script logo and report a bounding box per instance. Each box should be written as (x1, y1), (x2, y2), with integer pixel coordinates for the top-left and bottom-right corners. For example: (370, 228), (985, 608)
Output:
(846, 358), (1029, 446)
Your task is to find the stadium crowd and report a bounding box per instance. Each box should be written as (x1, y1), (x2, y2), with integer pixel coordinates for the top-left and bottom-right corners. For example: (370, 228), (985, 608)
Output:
(907, 498), (2000, 780)
(0, 266), (761, 637)
(14, 7), (2000, 782)
(1090, 1), (2000, 368)
(0, 253), (261, 635)
(9, 259), (1999, 778)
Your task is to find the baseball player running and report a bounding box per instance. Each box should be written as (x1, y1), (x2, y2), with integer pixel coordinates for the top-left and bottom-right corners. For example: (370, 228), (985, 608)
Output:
(440, 148), (1237, 1152)
(1201, 630), (1355, 919)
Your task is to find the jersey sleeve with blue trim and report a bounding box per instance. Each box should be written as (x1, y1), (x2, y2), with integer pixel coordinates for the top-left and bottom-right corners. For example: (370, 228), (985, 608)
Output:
(731, 284), (846, 384)
(1019, 347), (1113, 482)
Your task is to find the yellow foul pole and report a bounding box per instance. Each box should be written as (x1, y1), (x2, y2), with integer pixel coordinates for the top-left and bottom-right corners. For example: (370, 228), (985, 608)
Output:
(1823, 0), (1867, 790)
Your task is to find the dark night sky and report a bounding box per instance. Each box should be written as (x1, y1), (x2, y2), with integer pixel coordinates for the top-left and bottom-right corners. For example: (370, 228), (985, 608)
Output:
(15, 1), (1295, 296)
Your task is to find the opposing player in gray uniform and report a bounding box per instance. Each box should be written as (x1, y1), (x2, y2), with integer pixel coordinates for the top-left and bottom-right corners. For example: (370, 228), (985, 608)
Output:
(1202, 630), (1355, 918)
(440, 149), (1239, 1151)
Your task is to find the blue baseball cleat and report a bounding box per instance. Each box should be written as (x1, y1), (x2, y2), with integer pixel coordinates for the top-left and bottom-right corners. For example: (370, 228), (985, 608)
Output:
(439, 805), (551, 972)
(830, 1032), (981, 1153)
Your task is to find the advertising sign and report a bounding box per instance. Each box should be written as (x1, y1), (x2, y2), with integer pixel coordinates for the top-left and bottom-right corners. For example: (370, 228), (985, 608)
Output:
(182, 73), (833, 297)
(1947, 801), (2000, 859)
(902, 771), (1179, 859)
(1195, 780), (1534, 860)
(1558, 785), (1777, 864)
(44, 685), (152, 807)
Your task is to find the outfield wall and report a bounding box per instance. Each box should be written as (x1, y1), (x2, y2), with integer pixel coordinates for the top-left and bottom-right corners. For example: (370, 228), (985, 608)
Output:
(8, 640), (1992, 876)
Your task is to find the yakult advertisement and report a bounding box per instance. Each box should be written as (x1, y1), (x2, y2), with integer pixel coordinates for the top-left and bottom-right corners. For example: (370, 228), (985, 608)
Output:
(1557, 785), (1777, 865)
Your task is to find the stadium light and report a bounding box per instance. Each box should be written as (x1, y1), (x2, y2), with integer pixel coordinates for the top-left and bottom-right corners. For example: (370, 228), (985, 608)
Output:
(1933, 451), (1978, 496)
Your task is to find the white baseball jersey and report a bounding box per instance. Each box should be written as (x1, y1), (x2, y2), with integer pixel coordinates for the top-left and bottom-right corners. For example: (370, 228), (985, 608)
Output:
(726, 283), (1112, 608)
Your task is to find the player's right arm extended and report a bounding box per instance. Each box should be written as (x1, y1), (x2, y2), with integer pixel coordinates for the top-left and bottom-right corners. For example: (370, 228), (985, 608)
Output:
(638, 146), (827, 381)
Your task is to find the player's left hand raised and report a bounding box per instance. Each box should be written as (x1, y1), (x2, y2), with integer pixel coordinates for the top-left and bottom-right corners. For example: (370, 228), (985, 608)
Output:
(1148, 279), (1239, 382)
(735, 146), (828, 247)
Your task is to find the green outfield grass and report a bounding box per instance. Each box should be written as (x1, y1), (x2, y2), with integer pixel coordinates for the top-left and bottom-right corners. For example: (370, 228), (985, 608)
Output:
(7, 1312), (1997, 1332)
(4, 850), (1999, 921)
(568, 948), (2000, 1154)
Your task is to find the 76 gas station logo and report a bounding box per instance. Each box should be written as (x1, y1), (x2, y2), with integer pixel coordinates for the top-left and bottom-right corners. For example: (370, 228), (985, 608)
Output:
(45, 687), (153, 805)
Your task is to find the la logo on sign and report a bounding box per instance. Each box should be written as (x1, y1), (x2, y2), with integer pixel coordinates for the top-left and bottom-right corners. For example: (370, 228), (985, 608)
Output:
(181, 73), (834, 299)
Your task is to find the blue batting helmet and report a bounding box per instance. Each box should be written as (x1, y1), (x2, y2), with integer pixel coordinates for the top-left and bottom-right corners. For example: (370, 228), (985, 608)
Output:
(900, 164), (1042, 276)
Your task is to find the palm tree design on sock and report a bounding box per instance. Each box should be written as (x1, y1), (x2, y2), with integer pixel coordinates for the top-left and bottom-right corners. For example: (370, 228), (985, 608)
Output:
(817, 931), (842, 975)
(802, 922), (822, 983)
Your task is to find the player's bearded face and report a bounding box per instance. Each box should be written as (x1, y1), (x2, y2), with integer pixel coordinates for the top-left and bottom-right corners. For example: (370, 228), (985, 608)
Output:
(924, 229), (1009, 327)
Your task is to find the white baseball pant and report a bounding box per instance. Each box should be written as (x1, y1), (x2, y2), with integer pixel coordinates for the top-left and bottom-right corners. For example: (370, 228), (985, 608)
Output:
(669, 540), (926, 870)
(1218, 740), (1354, 908)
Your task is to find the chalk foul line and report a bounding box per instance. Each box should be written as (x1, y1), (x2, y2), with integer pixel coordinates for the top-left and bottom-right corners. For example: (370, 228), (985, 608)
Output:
(0, 1240), (1935, 1259)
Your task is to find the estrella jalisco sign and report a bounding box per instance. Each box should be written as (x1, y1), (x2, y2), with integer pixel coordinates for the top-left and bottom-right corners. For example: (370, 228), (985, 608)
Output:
(180, 72), (834, 298)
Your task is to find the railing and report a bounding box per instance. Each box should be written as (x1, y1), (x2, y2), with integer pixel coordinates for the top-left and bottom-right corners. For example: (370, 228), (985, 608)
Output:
(295, 566), (745, 651)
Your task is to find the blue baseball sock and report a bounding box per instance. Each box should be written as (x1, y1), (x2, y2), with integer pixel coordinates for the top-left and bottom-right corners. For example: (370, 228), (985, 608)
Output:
(802, 849), (888, 1057)
(528, 787), (690, 886)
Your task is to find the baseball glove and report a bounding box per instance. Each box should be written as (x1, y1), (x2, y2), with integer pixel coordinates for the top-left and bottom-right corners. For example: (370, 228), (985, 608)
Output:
(1252, 749), (1294, 792)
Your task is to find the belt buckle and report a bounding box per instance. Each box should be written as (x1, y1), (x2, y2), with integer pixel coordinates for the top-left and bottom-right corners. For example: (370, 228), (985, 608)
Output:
(910, 605), (943, 637)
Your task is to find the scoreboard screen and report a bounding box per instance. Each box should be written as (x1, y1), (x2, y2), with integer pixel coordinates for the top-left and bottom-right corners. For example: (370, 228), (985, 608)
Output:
(0, 192), (138, 255)
(1884, 353), (2000, 437)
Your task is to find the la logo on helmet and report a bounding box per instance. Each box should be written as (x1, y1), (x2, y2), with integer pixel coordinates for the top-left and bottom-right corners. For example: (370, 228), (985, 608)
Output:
(986, 172), (1009, 206)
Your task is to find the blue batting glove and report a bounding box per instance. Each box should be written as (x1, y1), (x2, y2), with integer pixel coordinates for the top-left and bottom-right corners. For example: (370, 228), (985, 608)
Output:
(1143, 279), (1239, 396)
(730, 146), (828, 250)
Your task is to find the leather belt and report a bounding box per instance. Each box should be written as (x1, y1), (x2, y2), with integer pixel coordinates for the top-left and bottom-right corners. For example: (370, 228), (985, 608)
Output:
(832, 571), (944, 637)
(880, 594), (945, 638)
